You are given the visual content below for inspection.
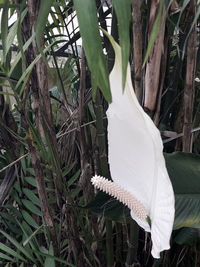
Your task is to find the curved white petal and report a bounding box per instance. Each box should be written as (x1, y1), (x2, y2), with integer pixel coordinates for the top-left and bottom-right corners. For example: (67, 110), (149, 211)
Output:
(106, 38), (175, 258)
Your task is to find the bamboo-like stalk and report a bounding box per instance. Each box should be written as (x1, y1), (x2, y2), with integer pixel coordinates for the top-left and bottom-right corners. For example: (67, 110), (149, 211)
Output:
(153, 36), (168, 126)
(144, 1), (166, 116)
(94, 90), (114, 267)
(15, 0), (60, 257)
(182, 0), (197, 152)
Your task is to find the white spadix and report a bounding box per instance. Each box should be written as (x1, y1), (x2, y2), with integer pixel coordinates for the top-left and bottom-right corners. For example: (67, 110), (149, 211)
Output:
(91, 35), (175, 258)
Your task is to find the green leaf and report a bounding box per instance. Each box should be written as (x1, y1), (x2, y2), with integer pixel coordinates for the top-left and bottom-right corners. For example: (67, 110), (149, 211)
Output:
(18, 221), (43, 264)
(14, 41), (56, 93)
(73, 0), (111, 103)
(44, 243), (55, 267)
(21, 199), (42, 217)
(67, 170), (80, 186)
(22, 188), (40, 206)
(21, 210), (39, 229)
(113, 0), (132, 88)
(62, 162), (76, 177)
(5, 8), (27, 58)
(35, 249), (75, 266)
(173, 227), (198, 246)
(1, 0), (8, 64)
(143, 0), (164, 66)
(24, 176), (37, 187)
(8, 34), (35, 78)
(0, 212), (17, 224)
(0, 242), (26, 261)
(174, 195), (200, 229)
(0, 252), (14, 262)
(22, 224), (43, 247)
(165, 152), (200, 229)
(0, 230), (36, 262)
(165, 152), (200, 195)
(35, 0), (54, 48)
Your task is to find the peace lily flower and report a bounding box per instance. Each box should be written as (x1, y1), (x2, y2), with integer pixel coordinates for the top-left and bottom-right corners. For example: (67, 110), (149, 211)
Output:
(91, 35), (175, 258)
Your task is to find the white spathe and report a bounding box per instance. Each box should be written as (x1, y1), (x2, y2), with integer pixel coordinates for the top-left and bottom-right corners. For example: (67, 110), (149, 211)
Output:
(106, 38), (175, 258)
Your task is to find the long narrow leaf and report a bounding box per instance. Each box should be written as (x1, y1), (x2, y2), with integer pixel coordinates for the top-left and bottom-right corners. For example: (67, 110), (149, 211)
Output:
(143, 0), (164, 66)
(0, 230), (36, 262)
(1, 0), (8, 64)
(21, 199), (42, 217)
(0, 242), (26, 262)
(113, 0), (132, 88)
(73, 0), (111, 102)
(35, 0), (54, 48)
(0, 252), (14, 262)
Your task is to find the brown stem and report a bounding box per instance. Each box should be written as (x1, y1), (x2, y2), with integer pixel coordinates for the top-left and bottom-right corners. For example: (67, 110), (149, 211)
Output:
(15, 0), (61, 256)
(144, 1), (166, 116)
(25, 127), (59, 254)
(153, 36), (168, 126)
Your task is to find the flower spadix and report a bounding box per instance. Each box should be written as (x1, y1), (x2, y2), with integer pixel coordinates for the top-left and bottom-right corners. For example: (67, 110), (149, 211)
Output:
(91, 35), (175, 258)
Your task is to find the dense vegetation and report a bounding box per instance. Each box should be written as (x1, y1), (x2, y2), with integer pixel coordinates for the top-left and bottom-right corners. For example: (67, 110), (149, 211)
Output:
(0, 0), (199, 266)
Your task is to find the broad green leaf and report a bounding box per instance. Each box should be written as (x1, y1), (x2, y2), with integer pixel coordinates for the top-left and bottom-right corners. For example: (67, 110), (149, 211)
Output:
(146, 151), (200, 230)
(73, 0), (111, 102)
(113, 0), (132, 88)
(14, 181), (22, 194)
(173, 227), (198, 246)
(24, 176), (37, 187)
(174, 195), (200, 229)
(26, 168), (35, 176)
(21, 210), (39, 229)
(21, 199), (42, 217)
(165, 152), (200, 195)
(0, 230), (36, 262)
(22, 188), (40, 206)
(165, 152), (200, 229)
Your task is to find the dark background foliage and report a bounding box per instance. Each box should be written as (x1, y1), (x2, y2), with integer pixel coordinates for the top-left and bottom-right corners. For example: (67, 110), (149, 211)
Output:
(0, 0), (199, 266)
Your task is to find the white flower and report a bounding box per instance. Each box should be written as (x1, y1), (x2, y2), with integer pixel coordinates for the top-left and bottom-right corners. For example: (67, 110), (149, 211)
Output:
(92, 35), (175, 258)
